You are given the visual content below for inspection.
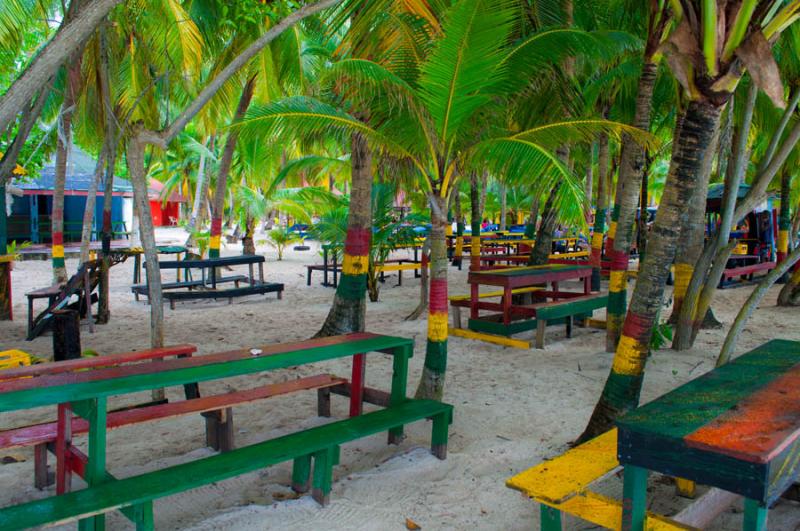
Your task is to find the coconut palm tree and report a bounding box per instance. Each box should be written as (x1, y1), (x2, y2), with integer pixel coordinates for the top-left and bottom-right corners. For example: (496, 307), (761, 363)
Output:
(581, 0), (800, 441)
(239, 0), (651, 399)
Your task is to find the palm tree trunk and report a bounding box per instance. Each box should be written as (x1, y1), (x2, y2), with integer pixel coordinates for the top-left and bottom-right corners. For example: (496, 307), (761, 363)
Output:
(315, 131), (372, 337)
(778, 169), (792, 265)
(525, 196), (539, 239)
(406, 236), (430, 320)
(469, 172), (482, 271)
(585, 149), (594, 228)
(209, 78), (255, 258)
(669, 125), (717, 326)
(52, 59), (82, 284)
(185, 136), (212, 248)
(128, 127), (165, 349)
(499, 182), (507, 231)
(242, 214), (256, 255)
(590, 135), (608, 291)
(79, 148), (107, 264)
(606, 62), (658, 351)
(415, 192), (448, 401)
(581, 100), (721, 441)
(452, 191), (464, 268)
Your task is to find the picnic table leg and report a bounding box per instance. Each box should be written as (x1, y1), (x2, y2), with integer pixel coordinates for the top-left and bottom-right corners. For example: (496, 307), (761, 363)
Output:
(502, 286), (512, 325)
(312, 445), (340, 506)
(743, 499), (768, 531)
(34, 443), (50, 489)
(470, 282), (479, 320)
(78, 397), (108, 531)
(535, 319), (546, 349)
(388, 345), (411, 444)
(584, 274), (591, 294)
(540, 505), (562, 531)
(291, 454), (312, 493)
(333, 254), (338, 287)
(27, 295), (33, 338)
(56, 403), (73, 494)
(621, 465), (648, 531)
(349, 353), (366, 417)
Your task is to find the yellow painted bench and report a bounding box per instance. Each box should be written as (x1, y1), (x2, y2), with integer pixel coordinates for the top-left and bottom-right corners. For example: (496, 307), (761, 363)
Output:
(506, 429), (700, 530)
(0, 350), (33, 371)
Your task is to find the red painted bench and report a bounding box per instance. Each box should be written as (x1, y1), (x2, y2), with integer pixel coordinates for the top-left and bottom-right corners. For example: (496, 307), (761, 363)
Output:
(721, 261), (776, 285)
(0, 345), (345, 494)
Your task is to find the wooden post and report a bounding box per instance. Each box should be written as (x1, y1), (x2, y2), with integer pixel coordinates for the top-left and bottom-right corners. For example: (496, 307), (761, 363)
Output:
(349, 353), (366, 417)
(622, 465), (648, 531)
(52, 309), (81, 361)
(0, 260), (11, 321)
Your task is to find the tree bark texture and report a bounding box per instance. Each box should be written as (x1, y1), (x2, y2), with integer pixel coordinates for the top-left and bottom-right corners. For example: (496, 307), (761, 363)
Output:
(581, 100), (722, 441)
(469, 172), (483, 272)
(606, 62), (658, 352)
(499, 183), (507, 231)
(209, 78), (255, 258)
(415, 193), (448, 401)
(0, 262), (10, 321)
(529, 180), (561, 266)
(0, 0), (125, 135)
(127, 128), (165, 349)
(451, 191), (464, 267)
(590, 135), (608, 291)
(315, 132), (372, 337)
(185, 136), (212, 248)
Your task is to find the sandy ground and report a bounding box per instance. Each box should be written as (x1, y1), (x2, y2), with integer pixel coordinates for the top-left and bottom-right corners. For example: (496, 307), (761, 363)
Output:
(0, 227), (798, 530)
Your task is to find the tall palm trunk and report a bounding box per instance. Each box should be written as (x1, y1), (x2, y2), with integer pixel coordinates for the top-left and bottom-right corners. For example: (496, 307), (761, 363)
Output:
(185, 136), (213, 248)
(524, 196), (539, 239)
(415, 192), (448, 401)
(469, 172), (482, 271)
(606, 62), (658, 351)
(499, 183), (507, 231)
(242, 214), (256, 255)
(452, 191), (464, 267)
(669, 125), (717, 325)
(581, 100), (722, 441)
(315, 132), (372, 337)
(209, 78), (255, 258)
(585, 150), (594, 228)
(590, 135), (609, 291)
(79, 149), (107, 264)
(52, 60), (82, 284)
(778, 170), (792, 265)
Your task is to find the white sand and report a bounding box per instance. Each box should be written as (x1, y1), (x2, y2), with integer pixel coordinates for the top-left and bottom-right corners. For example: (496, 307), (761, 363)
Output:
(0, 227), (798, 530)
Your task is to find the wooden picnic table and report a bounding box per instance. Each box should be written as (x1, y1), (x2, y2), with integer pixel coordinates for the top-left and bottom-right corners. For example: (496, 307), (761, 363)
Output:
(468, 264), (592, 324)
(616, 339), (800, 530)
(0, 333), (420, 529)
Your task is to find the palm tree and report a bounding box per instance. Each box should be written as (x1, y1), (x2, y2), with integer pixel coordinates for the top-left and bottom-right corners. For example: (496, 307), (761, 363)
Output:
(240, 0), (650, 399)
(581, 0), (800, 441)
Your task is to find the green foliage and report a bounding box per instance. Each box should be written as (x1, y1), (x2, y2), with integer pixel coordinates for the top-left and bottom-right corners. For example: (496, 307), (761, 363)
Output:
(5, 240), (31, 260)
(264, 226), (301, 261)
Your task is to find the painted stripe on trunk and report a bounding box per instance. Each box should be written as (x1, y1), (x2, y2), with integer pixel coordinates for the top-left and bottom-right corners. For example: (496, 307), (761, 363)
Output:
(427, 311), (449, 342)
(611, 334), (649, 376)
(429, 279), (448, 313)
(778, 231), (789, 254)
(608, 221), (618, 240)
(344, 227), (371, 256)
(684, 362), (800, 463)
(609, 271), (626, 293)
(52, 245), (65, 259)
(342, 254), (368, 275)
(673, 263), (693, 299)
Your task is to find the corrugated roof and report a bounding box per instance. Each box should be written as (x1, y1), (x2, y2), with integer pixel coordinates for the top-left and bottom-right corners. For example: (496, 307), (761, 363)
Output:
(12, 145), (133, 194)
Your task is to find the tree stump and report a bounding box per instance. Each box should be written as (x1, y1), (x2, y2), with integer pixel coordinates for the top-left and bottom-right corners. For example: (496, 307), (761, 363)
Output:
(0, 261), (11, 321)
(52, 309), (81, 361)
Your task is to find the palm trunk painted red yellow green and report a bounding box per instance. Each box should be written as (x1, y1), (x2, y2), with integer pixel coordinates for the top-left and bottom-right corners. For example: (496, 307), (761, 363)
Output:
(316, 132), (372, 337)
(469, 173), (482, 272)
(581, 100), (722, 441)
(209, 78), (255, 259)
(416, 193), (448, 401)
(606, 62), (658, 352)
(590, 134), (609, 291)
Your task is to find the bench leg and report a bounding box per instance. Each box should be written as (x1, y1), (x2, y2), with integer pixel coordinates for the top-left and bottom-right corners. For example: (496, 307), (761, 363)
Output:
(743, 499), (768, 531)
(540, 505), (563, 531)
(430, 410), (451, 460)
(565, 315), (573, 339)
(205, 408), (234, 452)
(133, 501), (154, 531)
(34, 442), (52, 489)
(292, 455), (312, 493)
(621, 465), (648, 531)
(312, 446), (340, 506)
(317, 388), (332, 417)
(535, 320), (546, 349)
(451, 306), (462, 329)
(56, 404), (73, 495)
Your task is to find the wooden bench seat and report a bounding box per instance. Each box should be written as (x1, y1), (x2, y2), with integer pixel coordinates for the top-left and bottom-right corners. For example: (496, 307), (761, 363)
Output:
(0, 399), (453, 530)
(449, 287), (544, 329)
(720, 261), (776, 286)
(161, 281), (284, 309)
(131, 275), (250, 300)
(506, 429), (695, 530)
(522, 293), (608, 349)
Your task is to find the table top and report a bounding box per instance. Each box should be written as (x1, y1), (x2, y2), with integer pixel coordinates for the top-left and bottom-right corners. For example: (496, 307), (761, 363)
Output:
(616, 339), (800, 503)
(0, 333), (412, 413)
(470, 264), (590, 278)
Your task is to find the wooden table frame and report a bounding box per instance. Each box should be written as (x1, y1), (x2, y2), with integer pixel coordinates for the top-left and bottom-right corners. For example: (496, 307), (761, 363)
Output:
(617, 339), (800, 531)
(0, 333), (413, 530)
(468, 265), (593, 326)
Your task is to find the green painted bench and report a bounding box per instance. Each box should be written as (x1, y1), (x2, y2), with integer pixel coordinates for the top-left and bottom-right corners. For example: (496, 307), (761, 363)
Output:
(0, 399), (452, 530)
(529, 293), (608, 349)
(0, 333), (453, 530)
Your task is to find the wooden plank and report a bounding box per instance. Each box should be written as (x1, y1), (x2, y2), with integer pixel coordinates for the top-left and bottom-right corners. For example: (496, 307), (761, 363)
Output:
(506, 429), (619, 504)
(449, 327), (530, 349)
(0, 375), (347, 450)
(0, 399), (453, 529)
(551, 491), (696, 531)
(0, 333), (412, 412)
(0, 345), (197, 382)
(684, 363), (800, 464)
(448, 286), (542, 303)
(672, 488), (739, 529)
